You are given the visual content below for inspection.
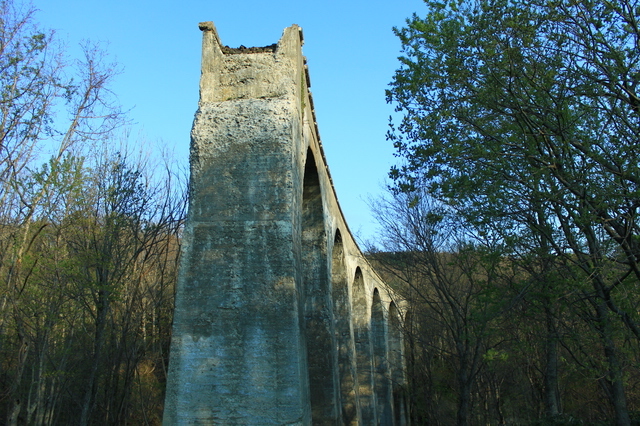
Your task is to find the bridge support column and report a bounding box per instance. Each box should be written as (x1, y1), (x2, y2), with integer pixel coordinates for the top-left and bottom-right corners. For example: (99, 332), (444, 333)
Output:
(163, 23), (312, 425)
(163, 21), (408, 426)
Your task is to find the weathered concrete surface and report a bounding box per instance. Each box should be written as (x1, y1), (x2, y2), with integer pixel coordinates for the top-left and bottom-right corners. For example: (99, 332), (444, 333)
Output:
(163, 22), (407, 425)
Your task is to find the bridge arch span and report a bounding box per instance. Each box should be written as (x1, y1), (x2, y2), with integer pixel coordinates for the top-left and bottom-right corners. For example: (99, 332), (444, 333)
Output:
(163, 22), (407, 425)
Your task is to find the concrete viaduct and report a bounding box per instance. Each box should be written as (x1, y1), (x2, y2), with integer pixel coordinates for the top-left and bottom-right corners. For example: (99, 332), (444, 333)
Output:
(163, 22), (407, 425)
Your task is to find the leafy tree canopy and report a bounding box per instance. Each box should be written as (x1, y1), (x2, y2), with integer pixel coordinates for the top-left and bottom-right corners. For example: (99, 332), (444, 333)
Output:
(387, 5), (640, 422)
(388, 0), (640, 273)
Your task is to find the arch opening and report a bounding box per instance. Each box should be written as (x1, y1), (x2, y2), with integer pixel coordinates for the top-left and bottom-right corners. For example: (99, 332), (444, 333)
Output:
(353, 268), (376, 424)
(302, 148), (339, 423)
(332, 230), (359, 424)
(372, 289), (392, 424)
(389, 301), (406, 425)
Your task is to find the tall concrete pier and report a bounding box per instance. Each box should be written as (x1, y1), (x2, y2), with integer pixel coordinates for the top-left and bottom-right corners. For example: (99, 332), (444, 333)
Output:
(163, 22), (406, 425)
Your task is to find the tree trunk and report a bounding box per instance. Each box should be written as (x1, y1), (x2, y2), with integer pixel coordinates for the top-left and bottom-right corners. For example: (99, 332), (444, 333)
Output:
(457, 364), (471, 426)
(596, 302), (631, 426)
(7, 326), (29, 426)
(79, 288), (109, 426)
(544, 304), (560, 418)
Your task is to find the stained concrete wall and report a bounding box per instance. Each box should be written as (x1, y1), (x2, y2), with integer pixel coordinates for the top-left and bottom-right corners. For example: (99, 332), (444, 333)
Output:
(163, 22), (407, 425)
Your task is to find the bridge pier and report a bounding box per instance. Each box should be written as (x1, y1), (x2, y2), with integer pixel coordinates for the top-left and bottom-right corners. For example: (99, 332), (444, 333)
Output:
(163, 22), (407, 425)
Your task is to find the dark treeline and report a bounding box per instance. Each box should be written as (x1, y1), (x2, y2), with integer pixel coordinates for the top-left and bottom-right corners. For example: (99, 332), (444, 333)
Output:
(0, 1), (186, 424)
(368, 190), (640, 425)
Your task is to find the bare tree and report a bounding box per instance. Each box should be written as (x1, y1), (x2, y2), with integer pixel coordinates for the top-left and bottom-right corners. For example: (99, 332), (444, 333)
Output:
(367, 189), (514, 425)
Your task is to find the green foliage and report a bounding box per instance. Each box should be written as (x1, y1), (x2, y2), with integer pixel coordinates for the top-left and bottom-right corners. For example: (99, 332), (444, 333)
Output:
(388, 0), (640, 265)
(385, 0), (640, 423)
(0, 1), (186, 424)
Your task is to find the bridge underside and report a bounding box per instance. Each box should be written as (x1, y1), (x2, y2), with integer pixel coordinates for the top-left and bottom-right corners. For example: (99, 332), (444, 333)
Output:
(163, 22), (407, 425)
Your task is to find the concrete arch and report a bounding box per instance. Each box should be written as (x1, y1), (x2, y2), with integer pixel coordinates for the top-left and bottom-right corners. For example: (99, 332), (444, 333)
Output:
(302, 147), (340, 424)
(372, 289), (393, 424)
(389, 301), (407, 425)
(353, 268), (376, 424)
(332, 229), (359, 424)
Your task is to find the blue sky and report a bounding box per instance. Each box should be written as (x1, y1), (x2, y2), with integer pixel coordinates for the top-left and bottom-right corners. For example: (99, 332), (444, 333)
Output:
(33, 0), (425, 242)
